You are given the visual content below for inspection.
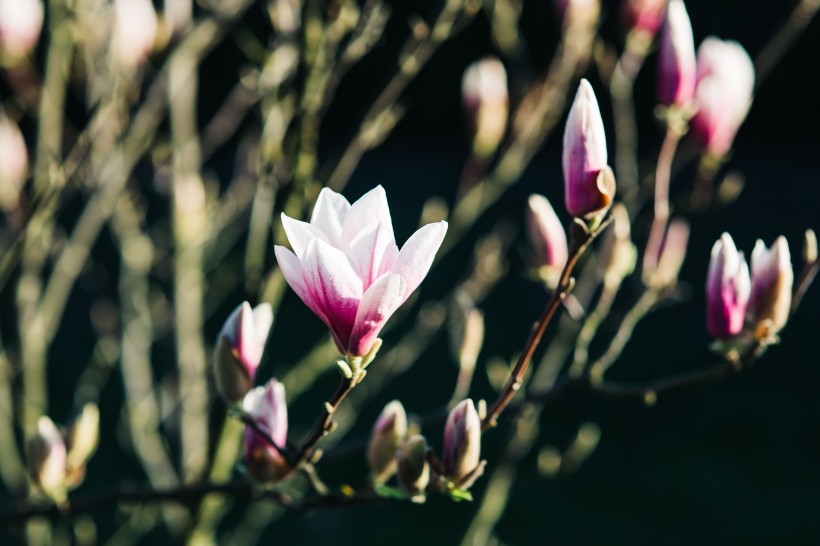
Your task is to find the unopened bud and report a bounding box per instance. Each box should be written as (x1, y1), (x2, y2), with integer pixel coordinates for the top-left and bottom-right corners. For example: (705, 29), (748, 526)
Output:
(749, 237), (793, 339)
(0, 0), (43, 62)
(621, 0), (667, 37)
(28, 416), (67, 500)
(526, 194), (568, 285)
(657, 0), (696, 109)
(706, 233), (750, 340)
(66, 404), (99, 478)
(645, 218), (689, 289)
(443, 399), (482, 488)
(243, 379), (291, 483)
(0, 114), (28, 212)
(452, 307), (485, 373)
(214, 302), (274, 404)
(804, 229), (817, 264)
(599, 204), (636, 288)
(111, 0), (157, 70)
(396, 434), (429, 502)
(462, 57), (508, 158)
(367, 400), (407, 484)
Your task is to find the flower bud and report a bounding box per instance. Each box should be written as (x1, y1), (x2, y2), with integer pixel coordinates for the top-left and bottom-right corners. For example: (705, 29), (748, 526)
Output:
(621, 0), (667, 37)
(657, 0), (696, 108)
(27, 416), (67, 499)
(598, 203), (637, 288)
(452, 307), (485, 373)
(526, 194), (568, 285)
(563, 80), (615, 222)
(66, 403), (100, 477)
(0, 0), (43, 62)
(396, 434), (429, 502)
(691, 38), (754, 158)
(462, 57), (508, 158)
(645, 218), (689, 289)
(112, 0), (157, 70)
(243, 379), (291, 483)
(0, 114), (28, 213)
(443, 399), (481, 487)
(367, 400), (407, 484)
(748, 237), (793, 339)
(706, 233), (750, 340)
(214, 302), (274, 404)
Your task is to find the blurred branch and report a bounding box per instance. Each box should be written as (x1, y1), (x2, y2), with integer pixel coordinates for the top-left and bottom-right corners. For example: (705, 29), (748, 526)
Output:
(754, 0), (820, 88)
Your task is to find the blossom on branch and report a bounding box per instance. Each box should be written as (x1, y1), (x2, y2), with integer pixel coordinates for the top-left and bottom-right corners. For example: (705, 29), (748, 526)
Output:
(749, 237), (793, 339)
(243, 379), (290, 483)
(275, 186), (448, 358)
(657, 0), (696, 109)
(214, 302), (274, 403)
(706, 233), (750, 340)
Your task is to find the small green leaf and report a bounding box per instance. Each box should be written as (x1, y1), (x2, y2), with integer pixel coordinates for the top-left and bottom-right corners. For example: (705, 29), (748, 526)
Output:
(449, 489), (473, 502)
(374, 484), (406, 500)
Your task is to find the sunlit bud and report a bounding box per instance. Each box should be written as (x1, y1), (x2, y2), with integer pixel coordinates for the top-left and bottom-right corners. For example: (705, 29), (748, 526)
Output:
(804, 229), (817, 264)
(748, 237), (793, 339)
(452, 307), (484, 373)
(554, 0), (600, 29)
(563, 80), (615, 222)
(66, 404), (100, 475)
(214, 302), (273, 404)
(657, 0), (696, 108)
(621, 0), (667, 37)
(0, 114), (28, 212)
(526, 194), (568, 285)
(27, 417), (67, 499)
(645, 218), (690, 288)
(367, 400), (407, 484)
(0, 0), (43, 62)
(706, 233), (750, 340)
(243, 379), (291, 483)
(112, 0), (158, 70)
(598, 203), (637, 288)
(691, 38), (755, 158)
(396, 434), (429, 502)
(443, 399), (481, 487)
(462, 57), (508, 158)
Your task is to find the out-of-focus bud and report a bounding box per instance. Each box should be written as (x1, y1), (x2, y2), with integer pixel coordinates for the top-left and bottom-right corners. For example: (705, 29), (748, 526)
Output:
(526, 194), (568, 285)
(367, 400), (407, 484)
(645, 218), (689, 289)
(598, 203), (637, 288)
(706, 233), (750, 340)
(111, 0), (158, 71)
(452, 307), (484, 373)
(621, 0), (667, 37)
(396, 434), (429, 502)
(554, 0), (601, 30)
(563, 79), (615, 223)
(243, 379), (291, 483)
(443, 399), (482, 488)
(27, 416), (67, 500)
(804, 229), (817, 264)
(0, 0), (43, 62)
(462, 57), (508, 159)
(214, 302), (274, 404)
(691, 38), (754, 159)
(748, 237), (793, 339)
(657, 0), (696, 109)
(0, 114), (28, 212)
(65, 404), (99, 483)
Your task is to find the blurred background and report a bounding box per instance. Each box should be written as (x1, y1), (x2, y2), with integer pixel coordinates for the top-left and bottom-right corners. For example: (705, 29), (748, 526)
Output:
(1, 0), (819, 544)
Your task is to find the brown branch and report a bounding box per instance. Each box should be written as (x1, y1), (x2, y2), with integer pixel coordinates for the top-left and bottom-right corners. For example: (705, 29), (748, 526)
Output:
(294, 376), (357, 464)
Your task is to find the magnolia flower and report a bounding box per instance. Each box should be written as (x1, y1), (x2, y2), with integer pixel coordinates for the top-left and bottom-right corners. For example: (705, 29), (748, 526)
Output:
(213, 302), (274, 403)
(526, 194), (568, 283)
(275, 186), (448, 358)
(706, 233), (750, 340)
(443, 399), (483, 489)
(748, 237), (793, 338)
(367, 400), (407, 484)
(243, 379), (290, 483)
(0, 0), (43, 61)
(462, 57), (508, 158)
(657, 0), (696, 108)
(691, 38), (755, 158)
(27, 416), (67, 499)
(621, 0), (667, 36)
(112, 0), (157, 70)
(563, 79), (615, 221)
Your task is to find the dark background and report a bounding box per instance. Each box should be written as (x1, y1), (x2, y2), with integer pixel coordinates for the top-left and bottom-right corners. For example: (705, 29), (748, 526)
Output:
(4, 0), (820, 544)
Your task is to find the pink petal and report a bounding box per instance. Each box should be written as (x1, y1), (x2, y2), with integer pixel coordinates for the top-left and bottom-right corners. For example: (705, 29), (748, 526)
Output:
(348, 273), (406, 356)
(275, 245), (330, 325)
(346, 221), (400, 290)
(339, 186), (394, 250)
(310, 187), (351, 245)
(281, 214), (328, 259)
(391, 221), (448, 301)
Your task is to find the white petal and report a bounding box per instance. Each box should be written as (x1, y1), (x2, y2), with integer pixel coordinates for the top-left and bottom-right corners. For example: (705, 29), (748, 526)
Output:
(281, 213), (328, 259)
(340, 185), (394, 249)
(391, 221), (448, 301)
(346, 221), (399, 289)
(348, 273), (406, 356)
(310, 187), (351, 245)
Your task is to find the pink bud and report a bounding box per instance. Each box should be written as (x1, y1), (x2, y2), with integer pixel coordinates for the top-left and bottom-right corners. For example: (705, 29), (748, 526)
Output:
(462, 57), (508, 158)
(657, 0), (696, 108)
(691, 38), (754, 158)
(27, 416), (67, 499)
(706, 233), (750, 340)
(243, 379), (291, 483)
(645, 217), (689, 288)
(526, 194), (568, 282)
(749, 237), (793, 338)
(214, 302), (273, 403)
(0, 0), (43, 61)
(275, 186), (447, 357)
(562, 80), (615, 221)
(621, 0), (667, 36)
(396, 434), (430, 502)
(443, 399), (481, 487)
(112, 0), (157, 70)
(367, 400), (407, 484)
(0, 115), (28, 212)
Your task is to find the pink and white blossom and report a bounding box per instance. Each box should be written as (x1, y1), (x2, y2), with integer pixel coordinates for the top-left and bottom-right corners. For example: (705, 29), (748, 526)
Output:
(243, 378), (290, 483)
(526, 194), (568, 280)
(749, 237), (793, 337)
(214, 302), (274, 403)
(706, 233), (750, 340)
(275, 186), (447, 358)
(657, 0), (696, 108)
